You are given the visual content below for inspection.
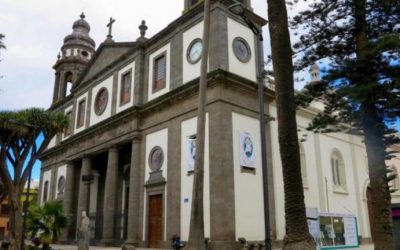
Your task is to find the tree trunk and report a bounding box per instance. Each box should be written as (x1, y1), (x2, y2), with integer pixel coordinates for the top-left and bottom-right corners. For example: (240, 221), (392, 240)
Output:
(266, 0), (315, 249)
(9, 189), (23, 250)
(354, 0), (395, 248)
(362, 104), (394, 250)
(187, 0), (210, 249)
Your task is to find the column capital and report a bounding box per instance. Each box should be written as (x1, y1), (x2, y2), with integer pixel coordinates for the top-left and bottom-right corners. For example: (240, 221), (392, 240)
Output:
(109, 146), (119, 152)
(132, 132), (142, 143)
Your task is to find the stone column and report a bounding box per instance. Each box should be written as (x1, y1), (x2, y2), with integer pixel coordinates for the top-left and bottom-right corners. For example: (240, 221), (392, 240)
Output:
(76, 156), (92, 231)
(124, 133), (142, 249)
(60, 161), (75, 242)
(102, 147), (119, 244)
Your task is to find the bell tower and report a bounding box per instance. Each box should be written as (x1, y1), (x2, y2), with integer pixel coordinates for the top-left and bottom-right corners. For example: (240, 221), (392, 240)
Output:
(52, 13), (96, 104)
(183, 0), (252, 12)
(309, 63), (321, 82)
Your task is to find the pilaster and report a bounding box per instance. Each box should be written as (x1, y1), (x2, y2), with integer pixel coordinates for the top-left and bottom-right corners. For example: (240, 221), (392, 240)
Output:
(61, 161), (75, 242)
(124, 133), (142, 249)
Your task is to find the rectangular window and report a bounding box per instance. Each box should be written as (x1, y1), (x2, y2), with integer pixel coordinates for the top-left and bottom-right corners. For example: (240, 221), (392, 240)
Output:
(64, 111), (72, 136)
(153, 54), (166, 93)
(120, 70), (132, 106)
(77, 99), (86, 128)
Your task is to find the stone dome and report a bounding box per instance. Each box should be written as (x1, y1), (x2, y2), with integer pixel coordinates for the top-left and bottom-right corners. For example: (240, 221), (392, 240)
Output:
(63, 13), (96, 49)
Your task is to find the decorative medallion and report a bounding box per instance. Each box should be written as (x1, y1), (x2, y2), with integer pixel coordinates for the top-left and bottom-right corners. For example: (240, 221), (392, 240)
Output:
(57, 176), (66, 194)
(187, 38), (203, 64)
(232, 37), (251, 63)
(94, 87), (109, 115)
(149, 146), (164, 171)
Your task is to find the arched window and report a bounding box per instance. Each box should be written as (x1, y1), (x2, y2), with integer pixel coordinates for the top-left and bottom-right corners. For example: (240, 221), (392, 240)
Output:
(43, 180), (49, 203)
(299, 143), (308, 187)
(64, 72), (73, 96)
(331, 150), (347, 191)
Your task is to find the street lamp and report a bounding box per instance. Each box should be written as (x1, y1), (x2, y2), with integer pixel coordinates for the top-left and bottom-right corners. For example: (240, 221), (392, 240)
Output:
(228, 3), (272, 250)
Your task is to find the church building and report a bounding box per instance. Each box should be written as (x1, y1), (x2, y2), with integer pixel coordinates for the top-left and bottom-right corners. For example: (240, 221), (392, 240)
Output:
(38, 0), (400, 249)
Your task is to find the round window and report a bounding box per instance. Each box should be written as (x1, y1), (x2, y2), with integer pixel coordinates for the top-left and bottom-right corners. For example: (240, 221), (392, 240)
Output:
(187, 38), (203, 64)
(232, 37), (251, 63)
(148, 146), (164, 171)
(81, 51), (89, 57)
(94, 87), (109, 116)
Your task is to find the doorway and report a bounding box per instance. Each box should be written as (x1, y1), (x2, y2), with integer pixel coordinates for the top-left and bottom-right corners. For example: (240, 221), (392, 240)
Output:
(148, 194), (163, 248)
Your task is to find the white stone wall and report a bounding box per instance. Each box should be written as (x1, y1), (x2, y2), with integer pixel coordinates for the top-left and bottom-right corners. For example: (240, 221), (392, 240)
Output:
(55, 165), (66, 199)
(180, 115), (210, 241)
(74, 93), (88, 134)
(148, 43), (171, 101)
(62, 105), (73, 140)
(143, 128), (168, 241)
(47, 136), (56, 150)
(90, 76), (113, 126)
(41, 170), (51, 204)
(182, 21), (204, 84)
(227, 17), (256, 82)
(116, 60), (135, 113)
(231, 112), (265, 240)
(269, 103), (371, 240)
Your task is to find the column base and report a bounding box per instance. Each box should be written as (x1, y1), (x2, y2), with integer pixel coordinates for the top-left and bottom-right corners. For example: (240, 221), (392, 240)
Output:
(208, 240), (240, 250)
(100, 239), (115, 246)
(122, 239), (139, 250)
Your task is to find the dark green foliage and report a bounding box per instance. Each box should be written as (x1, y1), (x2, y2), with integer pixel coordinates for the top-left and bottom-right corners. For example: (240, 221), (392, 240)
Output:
(291, 0), (399, 247)
(27, 201), (68, 249)
(292, 0), (400, 147)
(0, 108), (68, 250)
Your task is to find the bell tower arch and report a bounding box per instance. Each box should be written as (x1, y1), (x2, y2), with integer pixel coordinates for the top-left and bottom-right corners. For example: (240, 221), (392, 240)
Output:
(52, 13), (96, 104)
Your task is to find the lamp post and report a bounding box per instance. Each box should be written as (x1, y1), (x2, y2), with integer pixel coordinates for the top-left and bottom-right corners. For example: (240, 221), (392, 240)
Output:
(228, 3), (271, 250)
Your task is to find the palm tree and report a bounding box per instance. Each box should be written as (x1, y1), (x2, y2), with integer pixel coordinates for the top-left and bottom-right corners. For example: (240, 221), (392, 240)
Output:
(27, 201), (68, 250)
(266, 0), (315, 248)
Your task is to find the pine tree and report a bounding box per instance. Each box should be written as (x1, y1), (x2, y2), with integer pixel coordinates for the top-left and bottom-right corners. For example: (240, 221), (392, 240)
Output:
(291, 0), (400, 249)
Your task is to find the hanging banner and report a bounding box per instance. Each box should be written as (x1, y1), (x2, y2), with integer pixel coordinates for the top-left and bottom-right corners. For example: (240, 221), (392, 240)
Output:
(187, 137), (196, 172)
(239, 132), (256, 168)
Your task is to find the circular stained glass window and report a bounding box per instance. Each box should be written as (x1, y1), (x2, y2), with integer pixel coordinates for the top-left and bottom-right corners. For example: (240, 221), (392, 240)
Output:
(149, 146), (164, 171)
(94, 87), (109, 115)
(232, 37), (251, 63)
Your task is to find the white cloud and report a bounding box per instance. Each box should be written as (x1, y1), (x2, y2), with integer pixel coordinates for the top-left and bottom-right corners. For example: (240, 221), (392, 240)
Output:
(0, 0), (313, 110)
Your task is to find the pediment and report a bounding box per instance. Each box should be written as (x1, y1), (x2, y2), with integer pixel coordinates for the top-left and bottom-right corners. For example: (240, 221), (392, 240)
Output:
(72, 42), (136, 91)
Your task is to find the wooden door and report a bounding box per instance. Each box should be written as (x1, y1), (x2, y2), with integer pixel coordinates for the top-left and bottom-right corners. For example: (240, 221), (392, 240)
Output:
(148, 194), (163, 248)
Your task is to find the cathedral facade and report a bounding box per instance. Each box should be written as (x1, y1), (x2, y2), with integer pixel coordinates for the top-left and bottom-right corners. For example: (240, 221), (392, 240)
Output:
(38, 0), (400, 249)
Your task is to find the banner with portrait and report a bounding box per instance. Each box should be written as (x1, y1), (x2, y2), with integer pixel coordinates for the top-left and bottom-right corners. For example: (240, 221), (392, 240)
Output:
(187, 137), (196, 172)
(239, 132), (256, 168)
